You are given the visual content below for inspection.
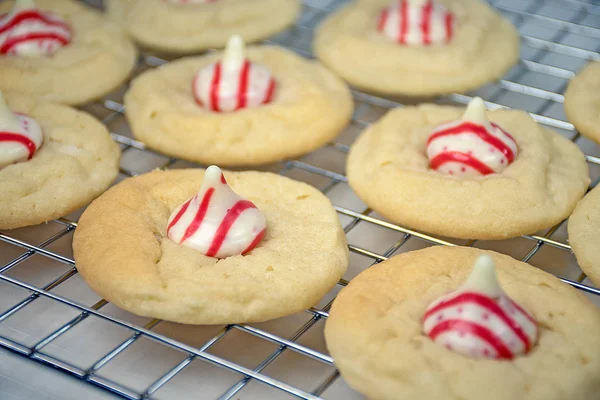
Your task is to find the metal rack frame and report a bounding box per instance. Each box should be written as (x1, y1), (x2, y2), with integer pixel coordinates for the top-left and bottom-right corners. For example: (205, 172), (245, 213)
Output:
(1, 0), (600, 398)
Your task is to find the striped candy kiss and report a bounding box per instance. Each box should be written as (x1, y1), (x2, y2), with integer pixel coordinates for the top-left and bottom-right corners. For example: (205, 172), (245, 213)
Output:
(423, 255), (538, 360)
(427, 97), (518, 178)
(192, 35), (276, 112)
(0, 0), (71, 57)
(167, 165), (267, 259)
(377, 0), (455, 46)
(0, 90), (43, 169)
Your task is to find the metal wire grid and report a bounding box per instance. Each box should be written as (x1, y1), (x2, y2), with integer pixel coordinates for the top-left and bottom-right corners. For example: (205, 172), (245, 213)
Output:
(1, 0), (600, 398)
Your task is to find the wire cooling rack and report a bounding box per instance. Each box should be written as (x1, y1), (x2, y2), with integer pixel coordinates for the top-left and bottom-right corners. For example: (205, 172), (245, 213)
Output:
(1, 0), (600, 399)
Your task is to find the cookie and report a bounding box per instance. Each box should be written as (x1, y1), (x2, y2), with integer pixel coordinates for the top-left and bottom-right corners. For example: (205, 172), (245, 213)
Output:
(346, 102), (590, 240)
(325, 246), (600, 400)
(564, 62), (600, 144)
(124, 43), (353, 166)
(0, 0), (137, 105)
(105, 0), (300, 54)
(313, 0), (519, 96)
(568, 185), (600, 287)
(73, 168), (349, 325)
(0, 94), (121, 229)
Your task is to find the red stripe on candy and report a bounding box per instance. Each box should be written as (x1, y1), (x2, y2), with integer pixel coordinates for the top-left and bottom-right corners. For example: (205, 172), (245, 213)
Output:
(378, 8), (389, 32)
(424, 292), (532, 351)
(430, 151), (495, 175)
(428, 319), (513, 359)
(209, 62), (222, 112)
(399, 0), (409, 44)
(220, 173), (227, 184)
(428, 122), (515, 163)
(0, 32), (69, 55)
(421, 0), (433, 45)
(242, 227), (266, 255)
(205, 200), (257, 257)
(0, 10), (70, 35)
(167, 198), (192, 236)
(263, 78), (275, 104)
(180, 188), (215, 244)
(445, 12), (453, 42)
(236, 60), (251, 110)
(0, 131), (37, 159)
(510, 299), (537, 326)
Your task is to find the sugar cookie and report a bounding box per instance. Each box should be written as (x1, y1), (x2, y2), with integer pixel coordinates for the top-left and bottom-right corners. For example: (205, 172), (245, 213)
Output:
(564, 61), (600, 144)
(568, 185), (600, 287)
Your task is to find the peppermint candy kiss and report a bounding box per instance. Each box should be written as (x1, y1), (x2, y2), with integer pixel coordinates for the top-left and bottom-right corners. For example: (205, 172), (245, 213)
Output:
(167, 165), (267, 258)
(426, 97), (518, 177)
(0, 90), (43, 169)
(0, 0), (72, 57)
(423, 255), (538, 360)
(192, 35), (276, 112)
(377, 0), (455, 46)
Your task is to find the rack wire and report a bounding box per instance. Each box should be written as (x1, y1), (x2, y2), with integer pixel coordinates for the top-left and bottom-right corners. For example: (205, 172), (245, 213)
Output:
(1, 0), (600, 398)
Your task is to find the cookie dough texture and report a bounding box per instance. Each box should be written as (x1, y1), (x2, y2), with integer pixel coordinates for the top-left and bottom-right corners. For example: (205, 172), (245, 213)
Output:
(314, 0), (519, 96)
(106, 0), (300, 54)
(568, 185), (600, 287)
(73, 169), (349, 324)
(124, 46), (353, 166)
(347, 104), (590, 240)
(0, 0), (137, 106)
(0, 95), (121, 229)
(326, 246), (600, 400)
(565, 62), (600, 144)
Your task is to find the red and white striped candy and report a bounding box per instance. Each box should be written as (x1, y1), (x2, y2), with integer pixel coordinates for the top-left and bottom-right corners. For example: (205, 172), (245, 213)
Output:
(0, 90), (43, 169)
(427, 98), (518, 178)
(0, 0), (71, 57)
(423, 255), (538, 360)
(377, 0), (455, 46)
(192, 35), (276, 113)
(167, 165), (267, 258)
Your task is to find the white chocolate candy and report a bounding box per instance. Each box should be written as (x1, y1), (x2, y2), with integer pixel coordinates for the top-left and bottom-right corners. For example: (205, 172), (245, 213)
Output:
(167, 165), (267, 258)
(377, 0), (455, 46)
(423, 255), (538, 360)
(426, 97), (518, 178)
(0, 91), (43, 169)
(0, 0), (72, 57)
(192, 35), (276, 112)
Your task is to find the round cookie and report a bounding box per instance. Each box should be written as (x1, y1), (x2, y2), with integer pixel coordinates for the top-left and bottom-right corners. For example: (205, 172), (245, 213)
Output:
(568, 185), (600, 287)
(326, 246), (600, 400)
(564, 62), (600, 144)
(73, 168), (349, 325)
(0, 95), (121, 229)
(124, 45), (353, 166)
(347, 104), (590, 240)
(313, 0), (519, 96)
(0, 0), (137, 106)
(105, 0), (301, 54)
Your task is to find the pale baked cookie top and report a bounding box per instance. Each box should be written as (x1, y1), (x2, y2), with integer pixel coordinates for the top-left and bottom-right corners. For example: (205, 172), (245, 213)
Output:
(325, 246), (600, 400)
(124, 45), (353, 166)
(564, 62), (600, 144)
(313, 0), (519, 96)
(0, 94), (121, 229)
(0, 0), (137, 105)
(106, 0), (300, 54)
(346, 104), (590, 240)
(568, 185), (600, 287)
(73, 169), (349, 325)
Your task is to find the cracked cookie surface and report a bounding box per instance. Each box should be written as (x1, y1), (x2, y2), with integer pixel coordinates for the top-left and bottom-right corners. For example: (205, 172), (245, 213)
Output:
(325, 246), (600, 400)
(73, 168), (349, 324)
(0, 95), (120, 229)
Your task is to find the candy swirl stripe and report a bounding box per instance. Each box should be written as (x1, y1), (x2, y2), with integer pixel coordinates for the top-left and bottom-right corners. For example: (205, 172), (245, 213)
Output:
(428, 319), (513, 358)
(423, 291), (533, 351)
(0, 131), (37, 159)
(180, 188), (215, 244)
(241, 228), (266, 254)
(428, 122), (516, 163)
(421, 0), (433, 44)
(429, 151), (495, 175)
(0, 10), (70, 34)
(0, 32), (69, 54)
(399, 0), (408, 44)
(208, 62), (222, 112)
(205, 200), (256, 257)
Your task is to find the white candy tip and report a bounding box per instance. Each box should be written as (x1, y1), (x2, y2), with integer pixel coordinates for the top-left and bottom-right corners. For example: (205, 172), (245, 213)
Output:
(462, 97), (490, 125)
(462, 254), (503, 297)
(223, 35), (245, 69)
(204, 165), (223, 184)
